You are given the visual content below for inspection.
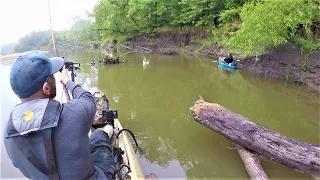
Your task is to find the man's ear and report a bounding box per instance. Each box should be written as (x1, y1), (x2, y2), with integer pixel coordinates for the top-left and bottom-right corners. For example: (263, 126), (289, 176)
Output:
(42, 82), (51, 95)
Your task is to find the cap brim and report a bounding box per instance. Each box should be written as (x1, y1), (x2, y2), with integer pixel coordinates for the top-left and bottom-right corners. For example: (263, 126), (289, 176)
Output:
(49, 57), (65, 75)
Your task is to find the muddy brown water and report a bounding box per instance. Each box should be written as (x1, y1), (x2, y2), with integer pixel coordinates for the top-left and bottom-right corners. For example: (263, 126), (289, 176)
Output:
(1, 49), (319, 179)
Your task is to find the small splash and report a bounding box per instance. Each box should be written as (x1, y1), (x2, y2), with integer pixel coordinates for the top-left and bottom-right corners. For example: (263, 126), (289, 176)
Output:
(103, 49), (113, 58)
(143, 56), (150, 68)
(130, 111), (137, 120)
(113, 96), (119, 103)
(145, 173), (158, 180)
(182, 161), (193, 170)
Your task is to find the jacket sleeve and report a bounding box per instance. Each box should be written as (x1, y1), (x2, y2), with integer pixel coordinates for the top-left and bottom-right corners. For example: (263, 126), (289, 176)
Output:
(65, 80), (96, 126)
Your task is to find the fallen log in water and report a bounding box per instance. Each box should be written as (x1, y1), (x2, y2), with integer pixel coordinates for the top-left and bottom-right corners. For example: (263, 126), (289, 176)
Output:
(99, 57), (121, 64)
(233, 143), (269, 180)
(119, 44), (152, 53)
(190, 98), (320, 177)
(119, 44), (138, 52)
(136, 45), (152, 52)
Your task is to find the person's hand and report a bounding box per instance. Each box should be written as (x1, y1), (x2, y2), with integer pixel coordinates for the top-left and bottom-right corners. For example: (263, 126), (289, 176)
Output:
(59, 70), (70, 85)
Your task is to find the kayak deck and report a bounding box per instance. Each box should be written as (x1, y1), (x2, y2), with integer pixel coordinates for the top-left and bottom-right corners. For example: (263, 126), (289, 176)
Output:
(91, 92), (144, 179)
(112, 119), (144, 179)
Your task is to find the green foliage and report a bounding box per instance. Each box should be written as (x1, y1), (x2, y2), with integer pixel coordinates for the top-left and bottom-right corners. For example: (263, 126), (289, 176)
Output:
(13, 17), (98, 52)
(219, 7), (241, 24)
(66, 17), (99, 43)
(224, 0), (248, 9)
(93, 0), (135, 41)
(91, 0), (252, 45)
(14, 30), (51, 52)
(128, 0), (180, 28)
(226, 0), (319, 56)
(14, 0), (319, 57)
(211, 27), (229, 45)
(171, 0), (225, 26)
(294, 36), (320, 51)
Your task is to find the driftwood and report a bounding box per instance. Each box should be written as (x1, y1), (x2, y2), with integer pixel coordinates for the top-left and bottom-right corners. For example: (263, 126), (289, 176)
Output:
(98, 57), (120, 64)
(234, 143), (269, 180)
(119, 44), (152, 53)
(190, 99), (320, 177)
(120, 44), (138, 52)
(101, 49), (114, 57)
(137, 46), (152, 52)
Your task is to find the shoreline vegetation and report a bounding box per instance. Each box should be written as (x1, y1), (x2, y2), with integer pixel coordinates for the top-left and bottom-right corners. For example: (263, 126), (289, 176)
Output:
(1, 0), (319, 90)
(0, 53), (20, 63)
(6, 0), (319, 57)
(0, 51), (50, 64)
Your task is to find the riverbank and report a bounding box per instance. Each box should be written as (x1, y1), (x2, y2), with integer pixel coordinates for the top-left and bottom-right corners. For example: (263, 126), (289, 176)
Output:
(5, 32), (319, 91)
(0, 51), (50, 65)
(238, 44), (320, 92)
(0, 53), (20, 63)
(120, 32), (319, 92)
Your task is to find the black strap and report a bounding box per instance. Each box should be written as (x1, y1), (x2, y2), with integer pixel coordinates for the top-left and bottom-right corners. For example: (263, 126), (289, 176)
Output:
(43, 129), (59, 180)
(13, 135), (48, 175)
(13, 129), (59, 180)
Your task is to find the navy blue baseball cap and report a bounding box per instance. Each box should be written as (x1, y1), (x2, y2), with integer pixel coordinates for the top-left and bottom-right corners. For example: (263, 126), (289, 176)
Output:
(10, 50), (65, 98)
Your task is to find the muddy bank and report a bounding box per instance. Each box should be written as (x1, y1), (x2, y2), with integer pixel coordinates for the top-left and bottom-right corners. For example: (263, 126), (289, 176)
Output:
(238, 44), (320, 92)
(124, 31), (214, 56)
(123, 33), (319, 92)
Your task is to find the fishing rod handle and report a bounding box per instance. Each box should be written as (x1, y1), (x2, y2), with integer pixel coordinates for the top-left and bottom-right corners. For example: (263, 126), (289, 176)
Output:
(62, 84), (71, 101)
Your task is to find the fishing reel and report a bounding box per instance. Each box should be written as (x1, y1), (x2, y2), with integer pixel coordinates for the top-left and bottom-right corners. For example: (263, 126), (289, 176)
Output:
(102, 109), (118, 126)
(65, 61), (80, 71)
(64, 61), (80, 82)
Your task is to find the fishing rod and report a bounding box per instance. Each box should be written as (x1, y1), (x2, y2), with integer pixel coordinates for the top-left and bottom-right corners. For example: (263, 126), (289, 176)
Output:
(48, 0), (58, 57)
(47, 0), (71, 100)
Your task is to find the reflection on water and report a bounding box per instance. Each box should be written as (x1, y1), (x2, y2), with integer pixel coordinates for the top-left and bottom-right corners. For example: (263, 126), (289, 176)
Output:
(1, 49), (319, 179)
(140, 157), (186, 179)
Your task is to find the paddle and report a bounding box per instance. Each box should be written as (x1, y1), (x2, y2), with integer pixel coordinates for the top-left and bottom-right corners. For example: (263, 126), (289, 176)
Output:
(211, 60), (240, 63)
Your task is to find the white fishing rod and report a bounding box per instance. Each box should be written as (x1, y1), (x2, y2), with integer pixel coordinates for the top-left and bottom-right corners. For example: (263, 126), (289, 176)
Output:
(47, 0), (71, 101)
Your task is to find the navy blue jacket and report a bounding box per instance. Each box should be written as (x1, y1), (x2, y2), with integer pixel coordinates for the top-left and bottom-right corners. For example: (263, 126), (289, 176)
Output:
(4, 80), (107, 179)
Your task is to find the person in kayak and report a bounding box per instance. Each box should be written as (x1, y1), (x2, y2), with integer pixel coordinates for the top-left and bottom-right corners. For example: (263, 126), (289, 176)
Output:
(4, 50), (116, 180)
(223, 53), (234, 64)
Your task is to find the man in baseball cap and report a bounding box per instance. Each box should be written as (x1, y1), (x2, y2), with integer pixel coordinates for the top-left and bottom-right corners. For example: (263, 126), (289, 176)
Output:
(4, 50), (116, 179)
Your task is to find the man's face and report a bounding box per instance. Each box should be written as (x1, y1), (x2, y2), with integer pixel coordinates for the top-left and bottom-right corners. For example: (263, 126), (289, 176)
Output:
(46, 75), (57, 98)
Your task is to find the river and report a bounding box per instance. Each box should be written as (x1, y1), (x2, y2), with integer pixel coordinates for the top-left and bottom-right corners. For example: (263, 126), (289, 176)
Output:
(1, 49), (319, 179)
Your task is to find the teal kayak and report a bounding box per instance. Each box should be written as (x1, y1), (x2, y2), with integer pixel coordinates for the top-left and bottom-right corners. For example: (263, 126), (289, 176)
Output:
(218, 60), (237, 70)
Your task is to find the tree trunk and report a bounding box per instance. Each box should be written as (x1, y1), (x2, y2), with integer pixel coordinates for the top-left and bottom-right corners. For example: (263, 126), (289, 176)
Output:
(190, 99), (320, 177)
(233, 143), (269, 180)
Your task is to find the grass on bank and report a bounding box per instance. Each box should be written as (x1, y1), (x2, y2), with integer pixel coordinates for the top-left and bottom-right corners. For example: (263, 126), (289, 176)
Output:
(1, 51), (50, 64)
(0, 53), (20, 63)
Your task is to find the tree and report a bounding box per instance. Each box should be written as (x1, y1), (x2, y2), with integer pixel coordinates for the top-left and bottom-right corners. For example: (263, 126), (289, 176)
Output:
(127, 0), (180, 28)
(67, 17), (98, 43)
(226, 0), (319, 56)
(93, 0), (135, 40)
(14, 31), (51, 52)
(172, 0), (225, 26)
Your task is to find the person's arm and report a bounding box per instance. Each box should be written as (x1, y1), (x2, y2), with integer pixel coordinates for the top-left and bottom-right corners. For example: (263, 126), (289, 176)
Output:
(60, 70), (96, 126)
(66, 80), (95, 101)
